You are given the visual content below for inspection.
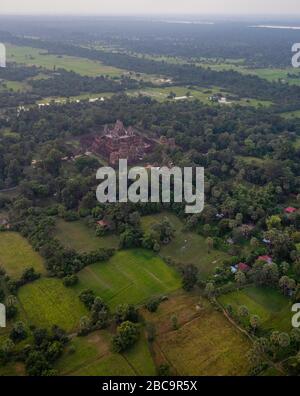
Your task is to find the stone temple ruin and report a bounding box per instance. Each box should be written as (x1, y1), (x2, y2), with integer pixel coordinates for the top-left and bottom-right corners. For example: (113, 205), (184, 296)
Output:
(81, 120), (154, 166)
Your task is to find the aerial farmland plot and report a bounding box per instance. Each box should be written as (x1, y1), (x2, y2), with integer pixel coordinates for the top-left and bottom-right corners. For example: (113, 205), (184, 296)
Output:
(55, 330), (156, 376)
(218, 286), (293, 332)
(6, 44), (125, 77)
(141, 212), (229, 279)
(142, 291), (251, 376)
(55, 219), (119, 252)
(0, 232), (46, 279)
(74, 249), (181, 309)
(18, 278), (88, 332)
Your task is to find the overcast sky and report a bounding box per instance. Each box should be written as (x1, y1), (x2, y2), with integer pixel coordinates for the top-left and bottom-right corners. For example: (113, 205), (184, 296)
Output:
(0, 0), (300, 16)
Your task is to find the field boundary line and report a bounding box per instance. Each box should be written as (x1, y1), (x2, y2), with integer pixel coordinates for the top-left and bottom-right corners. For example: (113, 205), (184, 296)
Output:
(84, 266), (112, 289)
(61, 350), (111, 376)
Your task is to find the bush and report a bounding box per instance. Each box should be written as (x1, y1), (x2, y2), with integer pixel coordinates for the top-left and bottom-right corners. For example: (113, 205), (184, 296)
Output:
(63, 274), (78, 287)
(112, 321), (140, 353)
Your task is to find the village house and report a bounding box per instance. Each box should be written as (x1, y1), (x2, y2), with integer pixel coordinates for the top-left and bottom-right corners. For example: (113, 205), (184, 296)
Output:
(284, 206), (297, 214)
(96, 219), (111, 230)
(0, 218), (11, 230)
(257, 255), (273, 264)
(237, 262), (250, 272)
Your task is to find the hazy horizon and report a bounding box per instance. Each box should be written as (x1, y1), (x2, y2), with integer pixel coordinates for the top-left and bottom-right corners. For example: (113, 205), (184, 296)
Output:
(1, 0), (300, 16)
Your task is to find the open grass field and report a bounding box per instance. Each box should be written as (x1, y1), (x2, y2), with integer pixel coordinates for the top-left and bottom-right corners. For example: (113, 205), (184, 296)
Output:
(218, 286), (293, 332)
(55, 219), (119, 253)
(0, 232), (46, 279)
(55, 330), (156, 376)
(141, 212), (229, 279)
(198, 60), (300, 86)
(0, 80), (31, 93)
(18, 278), (88, 332)
(128, 85), (272, 107)
(142, 291), (251, 376)
(281, 110), (300, 120)
(38, 91), (114, 105)
(74, 249), (181, 309)
(6, 44), (125, 77)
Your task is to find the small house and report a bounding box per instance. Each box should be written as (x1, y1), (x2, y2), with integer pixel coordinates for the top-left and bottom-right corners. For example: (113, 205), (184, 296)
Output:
(96, 219), (111, 230)
(237, 263), (250, 272)
(284, 207), (297, 214)
(258, 255), (272, 264)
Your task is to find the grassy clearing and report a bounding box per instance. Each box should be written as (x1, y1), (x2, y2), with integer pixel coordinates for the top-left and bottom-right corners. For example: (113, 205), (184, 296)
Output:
(236, 155), (268, 166)
(0, 80), (31, 92)
(128, 85), (272, 107)
(56, 330), (155, 376)
(142, 291), (251, 376)
(141, 212), (229, 279)
(6, 44), (124, 77)
(281, 110), (300, 120)
(199, 61), (300, 86)
(0, 232), (46, 279)
(18, 278), (88, 332)
(74, 249), (181, 309)
(38, 91), (114, 105)
(55, 219), (119, 253)
(218, 286), (292, 332)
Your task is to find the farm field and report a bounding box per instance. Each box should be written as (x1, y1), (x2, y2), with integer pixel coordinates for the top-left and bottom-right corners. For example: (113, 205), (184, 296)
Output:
(281, 110), (300, 120)
(198, 61), (300, 86)
(142, 291), (251, 376)
(55, 330), (156, 376)
(18, 278), (88, 332)
(55, 219), (119, 252)
(74, 249), (181, 309)
(0, 232), (46, 279)
(38, 91), (114, 105)
(128, 85), (272, 107)
(218, 286), (293, 332)
(0, 80), (31, 92)
(141, 212), (229, 279)
(6, 44), (125, 77)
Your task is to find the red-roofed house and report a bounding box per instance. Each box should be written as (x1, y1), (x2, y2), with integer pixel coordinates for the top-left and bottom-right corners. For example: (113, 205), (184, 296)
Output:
(284, 207), (297, 214)
(96, 219), (111, 229)
(258, 255), (272, 264)
(237, 263), (250, 272)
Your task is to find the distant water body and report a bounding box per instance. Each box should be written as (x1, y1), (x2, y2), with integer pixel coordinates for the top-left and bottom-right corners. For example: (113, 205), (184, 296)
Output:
(250, 25), (300, 30)
(157, 20), (214, 25)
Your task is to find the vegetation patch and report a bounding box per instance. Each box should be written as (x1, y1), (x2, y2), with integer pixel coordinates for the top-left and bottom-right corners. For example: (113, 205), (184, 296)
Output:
(74, 249), (181, 309)
(55, 219), (119, 253)
(18, 278), (88, 332)
(142, 292), (251, 376)
(0, 232), (46, 279)
(141, 213), (229, 279)
(55, 330), (155, 376)
(7, 44), (125, 77)
(218, 286), (293, 332)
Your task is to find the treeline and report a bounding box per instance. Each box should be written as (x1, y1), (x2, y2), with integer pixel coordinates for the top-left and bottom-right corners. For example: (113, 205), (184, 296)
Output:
(2, 34), (300, 108)
(30, 70), (148, 97)
(0, 64), (41, 81)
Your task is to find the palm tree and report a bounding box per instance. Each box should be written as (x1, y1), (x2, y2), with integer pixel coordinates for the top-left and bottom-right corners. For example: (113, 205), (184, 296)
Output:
(238, 305), (249, 320)
(250, 315), (261, 333)
(205, 237), (214, 253)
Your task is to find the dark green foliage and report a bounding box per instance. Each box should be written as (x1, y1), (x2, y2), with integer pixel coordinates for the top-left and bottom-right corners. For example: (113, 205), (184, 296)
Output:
(114, 304), (139, 324)
(112, 321), (140, 353)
